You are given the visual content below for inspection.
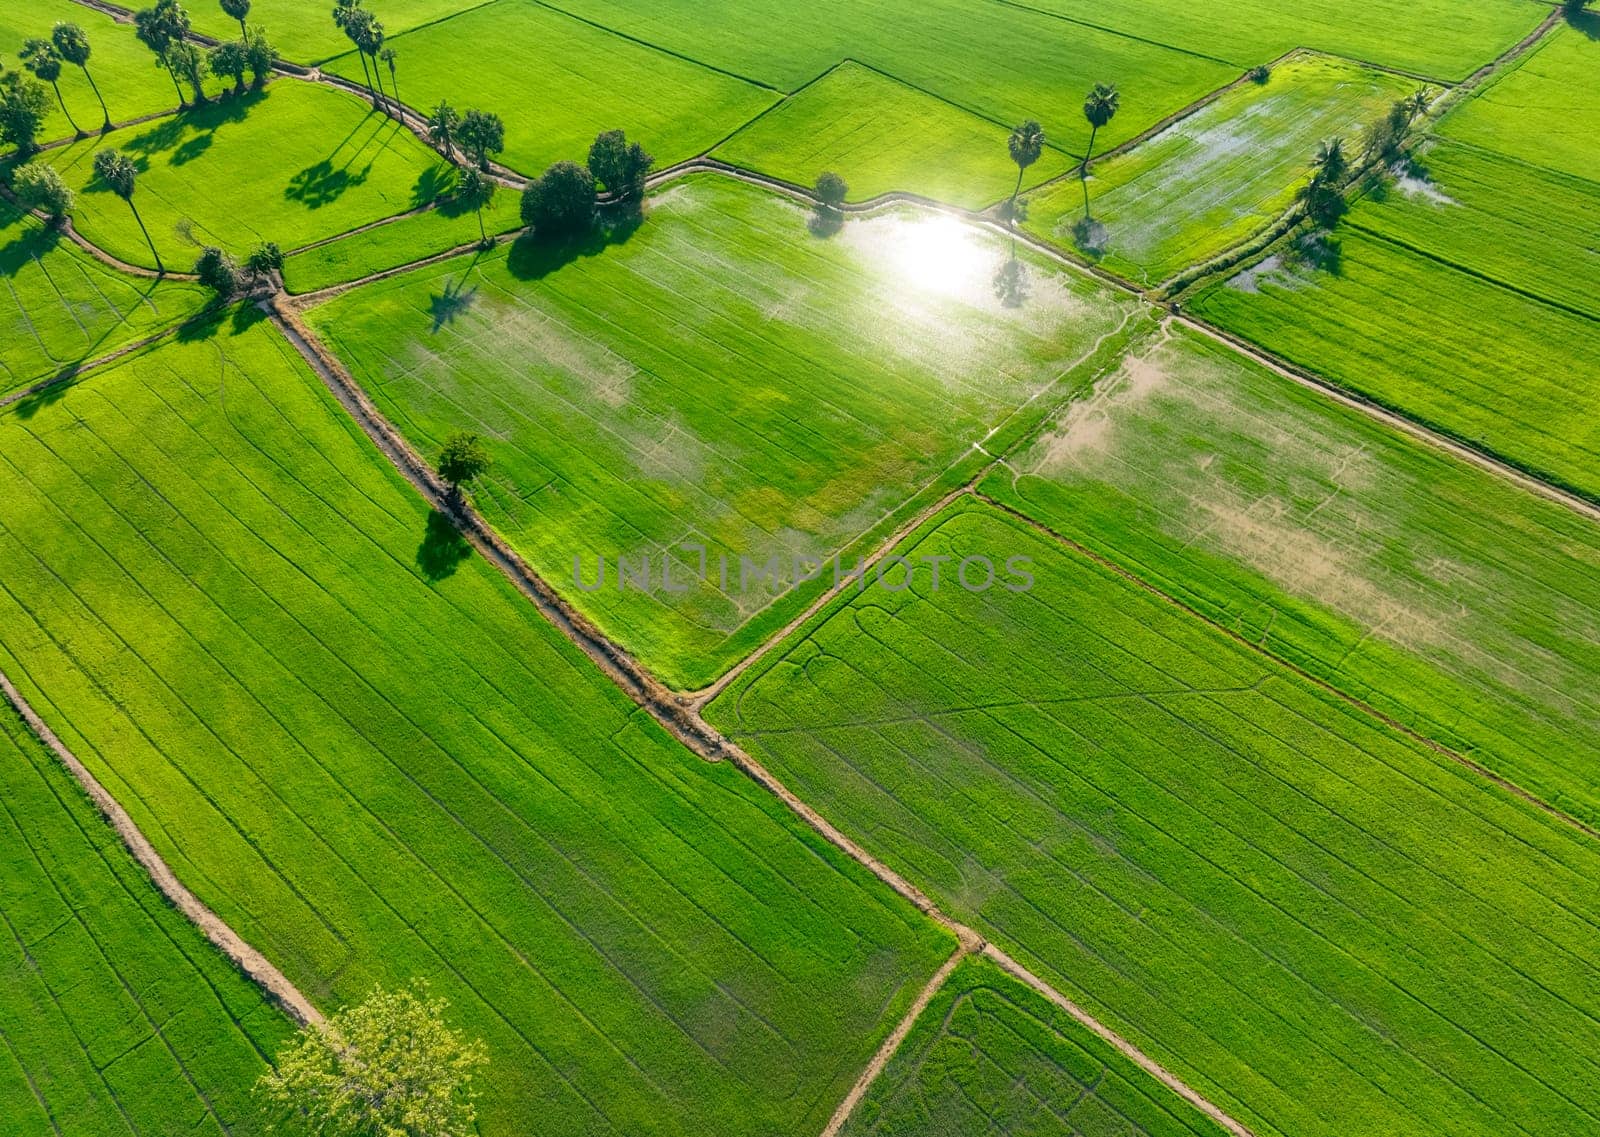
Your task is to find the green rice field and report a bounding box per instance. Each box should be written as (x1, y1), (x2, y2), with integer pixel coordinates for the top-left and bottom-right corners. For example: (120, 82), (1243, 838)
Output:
(0, 314), (952, 1137)
(709, 499), (1600, 1137)
(42, 80), (444, 271)
(0, 699), (297, 1137)
(0, 201), (206, 397)
(1025, 54), (1412, 286)
(305, 173), (1144, 687)
(187, 0), (483, 65)
(713, 62), (1076, 209)
(843, 957), (1226, 1137)
(1188, 226), (1600, 499)
(323, 0), (778, 177)
(985, 321), (1600, 826)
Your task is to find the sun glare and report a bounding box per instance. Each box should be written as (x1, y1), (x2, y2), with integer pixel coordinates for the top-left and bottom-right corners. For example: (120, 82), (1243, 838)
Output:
(886, 215), (995, 298)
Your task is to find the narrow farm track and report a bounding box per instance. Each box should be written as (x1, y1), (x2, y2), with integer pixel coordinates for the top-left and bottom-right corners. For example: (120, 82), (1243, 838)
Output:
(0, 666), (322, 1029)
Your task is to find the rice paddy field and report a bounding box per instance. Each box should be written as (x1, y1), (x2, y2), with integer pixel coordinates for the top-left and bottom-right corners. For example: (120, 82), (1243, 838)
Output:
(0, 315), (952, 1136)
(709, 499), (1600, 1137)
(322, 0), (779, 177)
(304, 173), (1144, 687)
(0, 0), (221, 140)
(1026, 55), (1412, 286)
(37, 81), (445, 272)
(985, 321), (1600, 826)
(187, 0), (483, 64)
(713, 63), (1077, 210)
(0, 201), (206, 397)
(842, 958), (1227, 1137)
(0, 699), (297, 1137)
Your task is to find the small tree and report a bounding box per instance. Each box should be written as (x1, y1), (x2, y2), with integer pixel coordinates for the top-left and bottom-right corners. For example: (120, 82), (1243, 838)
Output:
(586, 128), (653, 202)
(815, 170), (848, 210)
(334, 0), (380, 107)
(456, 166), (495, 246)
(13, 163), (75, 223)
(165, 40), (207, 105)
(428, 100), (459, 161)
(0, 71), (51, 156)
(437, 432), (491, 497)
(220, 0), (250, 37)
(1310, 136), (1347, 185)
(21, 39), (82, 137)
(52, 23), (111, 132)
(243, 26), (274, 88)
(1006, 119), (1044, 220)
(94, 148), (163, 271)
(209, 39), (249, 94)
(352, 13), (388, 113)
(134, 0), (193, 109)
(520, 160), (596, 236)
(244, 240), (281, 282)
(1401, 85), (1432, 127)
(457, 109), (504, 171)
(257, 984), (487, 1137)
(1081, 82), (1119, 173)
(194, 245), (239, 297)
(380, 46), (399, 113)
(1300, 137), (1348, 226)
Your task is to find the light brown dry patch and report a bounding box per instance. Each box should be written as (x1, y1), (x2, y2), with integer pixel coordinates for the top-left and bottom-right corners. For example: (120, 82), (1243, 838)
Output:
(1027, 332), (1175, 469)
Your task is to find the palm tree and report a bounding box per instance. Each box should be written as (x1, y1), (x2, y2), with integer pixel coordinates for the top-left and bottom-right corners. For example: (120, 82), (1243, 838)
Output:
(20, 39), (82, 138)
(354, 17), (388, 114)
(428, 100), (459, 160)
(457, 166), (494, 245)
(1402, 85), (1432, 127)
(220, 0), (250, 37)
(1310, 137), (1347, 186)
(1081, 83), (1119, 174)
(93, 148), (162, 272)
(134, 0), (192, 109)
(52, 23), (110, 132)
(334, 1), (380, 110)
(1006, 119), (1044, 219)
(380, 47), (398, 116)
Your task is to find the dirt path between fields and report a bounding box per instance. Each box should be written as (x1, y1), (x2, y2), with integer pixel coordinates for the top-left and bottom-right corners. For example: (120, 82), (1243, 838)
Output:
(0, 666), (322, 1028)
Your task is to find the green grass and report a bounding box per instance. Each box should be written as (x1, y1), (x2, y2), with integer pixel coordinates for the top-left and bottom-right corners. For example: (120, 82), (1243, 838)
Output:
(1347, 139), (1600, 320)
(281, 179), (525, 295)
(0, 699), (297, 1137)
(1026, 55), (1412, 286)
(0, 201), (207, 397)
(1188, 225), (1600, 499)
(0, 311), (952, 1137)
(185, 0), (485, 65)
(0, 0), (222, 141)
(985, 320), (1600, 827)
(506, 0), (1235, 151)
(713, 62), (1076, 209)
(305, 173), (1144, 687)
(709, 498), (1600, 1137)
(42, 80), (447, 271)
(1440, 22), (1600, 182)
(843, 957), (1227, 1137)
(1016, 0), (1544, 80)
(323, 0), (778, 177)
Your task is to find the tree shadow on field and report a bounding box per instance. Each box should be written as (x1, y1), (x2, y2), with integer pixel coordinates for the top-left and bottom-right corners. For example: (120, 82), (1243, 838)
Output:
(505, 210), (642, 282)
(174, 299), (270, 343)
(428, 272), (479, 331)
(412, 161), (458, 209)
(123, 91), (256, 168)
(0, 224), (63, 277)
(807, 203), (843, 238)
(285, 159), (373, 208)
(1566, 8), (1599, 39)
(416, 509), (472, 580)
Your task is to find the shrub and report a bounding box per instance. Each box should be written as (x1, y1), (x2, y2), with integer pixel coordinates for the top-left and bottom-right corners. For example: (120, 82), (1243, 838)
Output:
(13, 163), (74, 222)
(194, 246), (240, 297)
(587, 128), (654, 202)
(815, 170), (848, 209)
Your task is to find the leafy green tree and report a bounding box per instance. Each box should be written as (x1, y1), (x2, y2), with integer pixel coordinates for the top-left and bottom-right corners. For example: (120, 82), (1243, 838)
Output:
(815, 170), (848, 209)
(1081, 82), (1119, 173)
(520, 160), (596, 236)
(209, 39), (249, 94)
(1006, 119), (1044, 218)
(0, 71), (51, 156)
(134, 0), (192, 108)
(586, 128), (653, 202)
(457, 108), (503, 171)
(93, 148), (163, 271)
(436, 432), (492, 497)
(428, 99), (459, 161)
(194, 245), (239, 296)
(257, 984), (487, 1137)
(52, 23), (111, 131)
(20, 39), (82, 137)
(13, 162), (74, 223)
(456, 166), (495, 245)
(165, 40), (207, 105)
(220, 0), (250, 37)
(244, 239), (281, 281)
(243, 26), (274, 87)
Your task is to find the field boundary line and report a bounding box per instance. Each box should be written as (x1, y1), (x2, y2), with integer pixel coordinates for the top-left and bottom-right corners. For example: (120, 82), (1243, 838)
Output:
(988, 0), (1238, 67)
(0, 321), (182, 413)
(0, 666), (322, 1027)
(819, 942), (975, 1137)
(525, 0), (781, 91)
(972, 488), (1600, 845)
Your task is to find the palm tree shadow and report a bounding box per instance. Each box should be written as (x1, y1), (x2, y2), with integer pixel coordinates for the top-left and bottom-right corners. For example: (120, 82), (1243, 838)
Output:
(992, 250), (1029, 308)
(412, 161), (458, 209)
(1566, 8), (1600, 39)
(429, 273), (479, 331)
(416, 509), (472, 580)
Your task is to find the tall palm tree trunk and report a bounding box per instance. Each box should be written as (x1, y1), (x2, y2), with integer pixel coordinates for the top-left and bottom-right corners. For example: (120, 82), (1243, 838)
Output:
(79, 64), (111, 131)
(1082, 125), (1098, 174)
(370, 57), (391, 115)
(389, 72), (400, 119)
(237, 16), (248, 36)
(163, 60), (186, 108)
(127, 199), (163, 272)
(50, 81), (83, 136)
(356, 52), (379, 109)
(475, 205), (486, 243)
